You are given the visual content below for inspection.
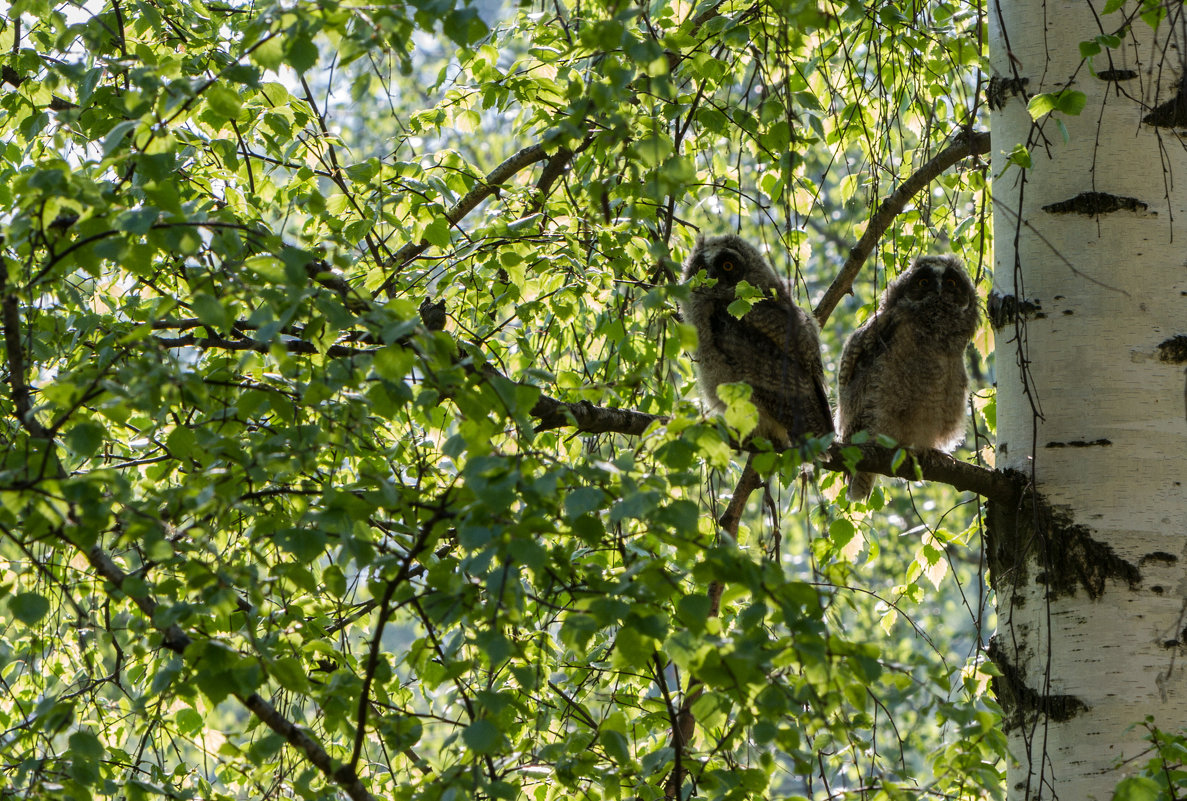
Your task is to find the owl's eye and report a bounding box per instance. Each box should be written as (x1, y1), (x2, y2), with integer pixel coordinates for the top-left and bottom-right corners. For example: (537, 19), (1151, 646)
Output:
(721, 260), (736, 272)
(917, 276), (931, 287)
(945, 277), (957, 288)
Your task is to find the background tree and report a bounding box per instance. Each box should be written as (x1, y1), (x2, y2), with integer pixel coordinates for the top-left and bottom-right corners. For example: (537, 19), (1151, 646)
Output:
(987, 2), (1187, 800)
(0, 0), (1109, 798)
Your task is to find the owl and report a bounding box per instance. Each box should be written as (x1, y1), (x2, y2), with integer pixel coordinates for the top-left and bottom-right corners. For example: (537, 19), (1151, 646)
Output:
(836, 255), (980, 500)
(679, 234), (833, 447)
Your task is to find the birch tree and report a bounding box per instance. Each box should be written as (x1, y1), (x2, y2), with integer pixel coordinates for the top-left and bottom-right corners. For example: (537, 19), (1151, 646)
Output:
(987, 1), (1187, 798)
(0, 0), (1021, 798)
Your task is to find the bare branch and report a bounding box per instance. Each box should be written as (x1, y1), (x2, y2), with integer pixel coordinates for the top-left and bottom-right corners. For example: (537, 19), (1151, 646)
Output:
(524, 145), (578, 215)
(526, 393), (1017, 502)
(531, 396), (665, 436)
(819, 442), (1018, 503)
(152, 333), (369, 359)
(813, 129), (991, 326)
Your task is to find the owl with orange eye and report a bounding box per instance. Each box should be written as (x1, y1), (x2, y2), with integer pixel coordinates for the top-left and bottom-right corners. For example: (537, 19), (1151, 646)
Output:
(836, 255), (980, 500)
(678, 234), (833, 447)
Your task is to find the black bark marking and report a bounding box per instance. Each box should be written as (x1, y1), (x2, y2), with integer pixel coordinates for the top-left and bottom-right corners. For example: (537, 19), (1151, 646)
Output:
(1144, 78), (1187, 127)
(1044, 439), (1112, 448)
(1156, 335), (1187, 364)
(987, 75), (1029, 110)
(987, 637), (1089, 733)
(987, 291), (1042, 329)
(1042, 192), (1149, 216)
(1098, 69), (1138, 82)
(987, 477), (1142, 603)
(1140, 552), (1178, 567)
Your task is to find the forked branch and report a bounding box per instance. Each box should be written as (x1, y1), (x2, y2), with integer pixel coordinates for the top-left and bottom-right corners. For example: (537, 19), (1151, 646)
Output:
(82, 542), (376, 801)
(377, 135), (591, 298)
(813, 129), (991, 326)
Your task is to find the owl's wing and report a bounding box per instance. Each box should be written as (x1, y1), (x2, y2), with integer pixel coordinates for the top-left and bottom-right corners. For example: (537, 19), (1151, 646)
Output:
(741, 298), (834, 436)
(838, 312), (895, 390)
(837, 310), (900, 437)
(741, 299), (809, 357)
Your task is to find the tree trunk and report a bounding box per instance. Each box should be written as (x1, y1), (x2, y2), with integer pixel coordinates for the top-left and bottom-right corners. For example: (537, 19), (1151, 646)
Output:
(988, 1), (1187, 798)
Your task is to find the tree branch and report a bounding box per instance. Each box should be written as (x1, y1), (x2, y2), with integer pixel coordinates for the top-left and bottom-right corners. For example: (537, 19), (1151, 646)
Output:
(82, 541), (376, 801)
(531, 396), (664, 436)
(666, 453), (763, 797)
(813, 129), (991, 326)
(820, 442), (1017, 504)
(378, 143), (556, 297)
(1, 273), (50, 439)
(152, 333), (369, 359)
(145, 323), (1010, 500)
(527, 393), (1018, 502)
(524, 145), (579, 215)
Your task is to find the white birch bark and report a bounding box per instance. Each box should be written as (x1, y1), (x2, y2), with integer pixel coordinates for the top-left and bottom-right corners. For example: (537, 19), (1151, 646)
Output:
(988, 1), (1187, 799)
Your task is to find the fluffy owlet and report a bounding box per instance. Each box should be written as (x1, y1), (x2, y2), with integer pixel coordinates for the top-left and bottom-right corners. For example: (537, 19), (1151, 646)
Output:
(836, 255), (980, 500)
(679, 234), (833, 446)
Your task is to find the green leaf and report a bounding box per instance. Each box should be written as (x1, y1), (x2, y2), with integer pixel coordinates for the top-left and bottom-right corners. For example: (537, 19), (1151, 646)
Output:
(205, 84), (243, 119)
(423, 218), (451, 248)
(1112, 776), (1162, 801)
(115, 207), (159, 233)
(829, 519), (856, 549)
(1058, 90), (1087, 115)
(600, 728), (632, 763)
(444, 8), (487, 45)
(68, 730), (104, 786)
(462, 719), (501, 754)
(103, 120), (139, 156)
(1027, 89), (1086, 119)
(717, 381), (758, 440)
(252, 37), (285, 71)
(564, 487), (605, 519)
(611, 625), (655, 668)
(191, 293), (229, 331)
(269, 656), (310, 693)
(286, 34), (319, 72)
(9, 592), (50, 625)
(65, 421), (107, 458)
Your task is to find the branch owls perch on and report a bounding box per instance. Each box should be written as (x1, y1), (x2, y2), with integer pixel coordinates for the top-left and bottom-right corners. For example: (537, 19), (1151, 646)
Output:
(837, 255), (980, 500)
(678, 234), (834, 447)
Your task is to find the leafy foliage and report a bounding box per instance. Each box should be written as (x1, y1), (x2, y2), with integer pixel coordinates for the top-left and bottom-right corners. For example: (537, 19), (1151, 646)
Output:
(1112, 722), (1187, 801)
(0, 0), (1000, 798)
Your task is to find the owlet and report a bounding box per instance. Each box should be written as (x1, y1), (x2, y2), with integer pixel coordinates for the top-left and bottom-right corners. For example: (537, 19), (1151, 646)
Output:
(836, 255), (980, 500)
(679, 234), (833, 447)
